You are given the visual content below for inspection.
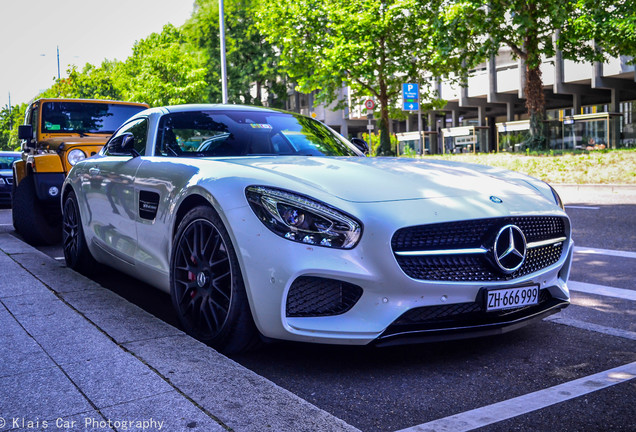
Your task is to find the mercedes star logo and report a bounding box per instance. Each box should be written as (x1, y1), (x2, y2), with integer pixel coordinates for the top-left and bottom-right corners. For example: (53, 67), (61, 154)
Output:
(493, 224), (527, 273)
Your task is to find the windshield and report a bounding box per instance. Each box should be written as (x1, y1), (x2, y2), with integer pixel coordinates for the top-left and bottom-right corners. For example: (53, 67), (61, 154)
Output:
(41, 102), (146, 134)
(0, 154), (20, 170)
(156, 110), (360, 157)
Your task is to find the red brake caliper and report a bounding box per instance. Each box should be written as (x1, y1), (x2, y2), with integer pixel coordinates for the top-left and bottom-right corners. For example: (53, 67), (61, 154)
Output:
(189, 255), (197, 298)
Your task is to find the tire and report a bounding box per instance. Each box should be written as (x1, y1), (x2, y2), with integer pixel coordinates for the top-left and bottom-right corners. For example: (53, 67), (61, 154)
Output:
(12, 175), (62, 245)
(170, 206), (260, 354)
(62, 191), (98, 276)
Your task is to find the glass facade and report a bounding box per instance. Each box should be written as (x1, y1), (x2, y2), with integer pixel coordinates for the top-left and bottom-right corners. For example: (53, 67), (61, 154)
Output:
(395, 131), (437, 155)
(441, 126), (489, 153)
(497, 120), (562, 152)
(620, 101), (636, 148)
(562, 113), (623, 150)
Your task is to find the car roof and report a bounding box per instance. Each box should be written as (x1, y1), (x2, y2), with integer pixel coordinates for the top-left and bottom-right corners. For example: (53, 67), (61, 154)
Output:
(161, 104), (284, 114)
(126, 104), (292, 123)
(31, 98), (148, 107)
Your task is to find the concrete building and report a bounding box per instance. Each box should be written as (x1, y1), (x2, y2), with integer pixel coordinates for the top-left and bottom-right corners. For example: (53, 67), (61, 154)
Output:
(286, 48), (636, 155)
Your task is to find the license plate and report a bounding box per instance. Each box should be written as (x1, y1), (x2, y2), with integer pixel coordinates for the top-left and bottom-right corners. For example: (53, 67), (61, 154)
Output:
(486, 286), (539, 311)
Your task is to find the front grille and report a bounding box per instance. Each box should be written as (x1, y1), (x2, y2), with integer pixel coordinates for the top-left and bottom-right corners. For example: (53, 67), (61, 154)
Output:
(2, 177), (13, 185)
(396, 243), (563, 282)
(286, 276), (363, 317)
(392, 217), (568, 282)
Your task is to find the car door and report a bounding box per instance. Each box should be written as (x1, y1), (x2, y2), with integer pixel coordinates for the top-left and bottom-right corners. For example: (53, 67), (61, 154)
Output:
(84, 118), (148, 269)
(132, 133), (200, 289)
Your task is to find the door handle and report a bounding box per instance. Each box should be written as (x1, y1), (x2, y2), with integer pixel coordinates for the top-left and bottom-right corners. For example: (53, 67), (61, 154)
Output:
(88, 167), (100, 176)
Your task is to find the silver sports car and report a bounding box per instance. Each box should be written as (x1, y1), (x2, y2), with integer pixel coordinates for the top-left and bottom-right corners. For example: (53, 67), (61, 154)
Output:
(62, 104), (573, 353)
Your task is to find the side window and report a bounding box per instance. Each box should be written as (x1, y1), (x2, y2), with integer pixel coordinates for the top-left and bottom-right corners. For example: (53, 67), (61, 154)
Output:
(104, 118), (148, 156)
(30, 106), (39, 140)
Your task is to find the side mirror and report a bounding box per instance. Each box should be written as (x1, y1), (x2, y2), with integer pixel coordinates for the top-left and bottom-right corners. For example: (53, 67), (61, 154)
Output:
(18, 124), (34, 146)
(350, 137), (369, 155)
(121, 133), (140, 157)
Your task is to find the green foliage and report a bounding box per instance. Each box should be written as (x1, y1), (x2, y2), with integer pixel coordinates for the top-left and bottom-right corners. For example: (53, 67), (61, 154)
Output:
(117, 24), (208, 106)
(257, 0), (448, 155)
(38, 25), (207, 107)
(0, 103), (26, 151)
(30, 0), (284, 109)
(362, 132), (397, 157)
(40, 61), (123, 100)
(561, 0), (636, 62)
(184, 0), (287, 106)
(431, 0), (636, 147)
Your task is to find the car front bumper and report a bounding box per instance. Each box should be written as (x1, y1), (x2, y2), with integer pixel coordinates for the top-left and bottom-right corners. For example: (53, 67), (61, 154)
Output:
(226, 194), (574, 346)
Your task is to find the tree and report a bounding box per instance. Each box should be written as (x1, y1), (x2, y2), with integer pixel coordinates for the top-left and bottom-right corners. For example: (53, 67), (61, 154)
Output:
(257, 0), (446, 154)
(0, 103), (26, 151)
(184, 0), (287, 107)
(116, 24), (208, 106)
(433, 0), (636, 148)
(562, 0), (636, 61)
(40, 60), (123, 100)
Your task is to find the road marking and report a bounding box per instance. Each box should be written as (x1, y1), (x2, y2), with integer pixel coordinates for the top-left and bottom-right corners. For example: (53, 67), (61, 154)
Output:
(544, 315), (636, 341)
(565, 205), (600, 210)
(395, 361), (636, 432)
(569, 281), (636, 301)
(574, 246), (636, 260)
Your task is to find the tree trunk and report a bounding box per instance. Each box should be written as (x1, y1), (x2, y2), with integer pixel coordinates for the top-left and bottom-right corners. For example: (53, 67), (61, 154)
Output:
(525, 63), (546, 150)
(378, 103), (392, 155)
(522, 2), (546, 150)
(377, 74), (393, 156)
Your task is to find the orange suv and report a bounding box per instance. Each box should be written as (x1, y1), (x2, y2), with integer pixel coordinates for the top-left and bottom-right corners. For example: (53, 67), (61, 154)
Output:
(13, 98), (148, 245)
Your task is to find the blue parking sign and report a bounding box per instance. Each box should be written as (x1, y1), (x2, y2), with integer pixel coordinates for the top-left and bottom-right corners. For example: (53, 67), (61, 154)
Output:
(403, 101), (419, 111)
(403, 83), (419, 100)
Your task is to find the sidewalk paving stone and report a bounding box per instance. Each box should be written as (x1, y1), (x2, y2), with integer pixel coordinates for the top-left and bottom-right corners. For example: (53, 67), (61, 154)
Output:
(0, 253), (54, 299)
(0, 309), (57, 378)
(0, 367), (93, 428)
(8, 251), (102, 294)
(101, 391), (226, 432)
(2, 295), (93, 337)
(61, 288), (183, 344)
(125, 335), (361, 432)
(50, 411), (115, 432)
(59, 351), (174, 410)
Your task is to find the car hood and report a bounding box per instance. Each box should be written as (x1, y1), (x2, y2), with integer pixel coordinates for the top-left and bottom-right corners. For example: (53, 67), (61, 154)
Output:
(41, 135), (110, 151)
(0, 169), (11, 176)
(220, 156), (549, 203)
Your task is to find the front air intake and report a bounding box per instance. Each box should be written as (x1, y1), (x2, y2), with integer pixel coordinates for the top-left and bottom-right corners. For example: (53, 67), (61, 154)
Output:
(286, 276), (363, 317)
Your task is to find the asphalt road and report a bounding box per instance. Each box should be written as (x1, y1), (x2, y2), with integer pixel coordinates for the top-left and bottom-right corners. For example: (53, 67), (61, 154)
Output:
(1, 185), (634, 432)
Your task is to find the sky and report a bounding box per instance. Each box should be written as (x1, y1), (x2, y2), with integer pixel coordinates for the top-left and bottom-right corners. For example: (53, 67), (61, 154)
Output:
(0, 0), (196, 109)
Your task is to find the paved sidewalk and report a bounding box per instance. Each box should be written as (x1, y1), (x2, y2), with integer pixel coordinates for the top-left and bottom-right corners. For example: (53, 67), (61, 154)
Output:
(553, 184), (636, 205)
(0, 233), (360, 432)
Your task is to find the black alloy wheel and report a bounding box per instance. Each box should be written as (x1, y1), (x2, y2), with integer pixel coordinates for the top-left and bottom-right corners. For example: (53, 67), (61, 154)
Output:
(62, 191), (97, 275)
(63, 196), (80, 261)
(170, 206), (259, 353)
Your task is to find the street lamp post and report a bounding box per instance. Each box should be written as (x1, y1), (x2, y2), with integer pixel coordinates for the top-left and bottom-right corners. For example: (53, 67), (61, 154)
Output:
(219, 0), (228, 104)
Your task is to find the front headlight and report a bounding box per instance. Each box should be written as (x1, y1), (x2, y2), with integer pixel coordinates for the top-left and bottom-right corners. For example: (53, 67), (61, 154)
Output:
(67, 149), (86, 166)
(549, 184), (565, 210)
(246, 186), (362, 249)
